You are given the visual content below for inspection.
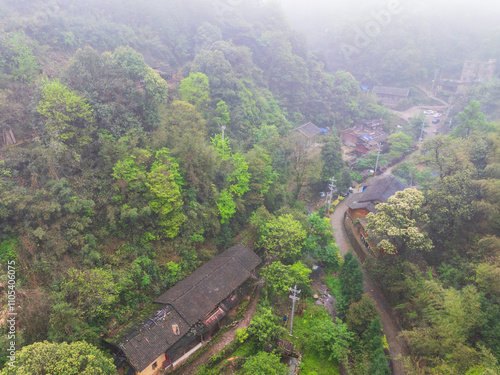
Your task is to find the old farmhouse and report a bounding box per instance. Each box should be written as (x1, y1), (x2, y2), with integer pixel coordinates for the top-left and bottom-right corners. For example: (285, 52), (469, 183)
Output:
(372, 86), (410, 106)
(294, 122), (325, 149)
(106, 245), (261, 375)
(346, 175), (406, 254)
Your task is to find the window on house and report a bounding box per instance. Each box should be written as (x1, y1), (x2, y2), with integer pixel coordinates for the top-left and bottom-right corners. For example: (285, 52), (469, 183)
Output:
(152, 362), (158, 370)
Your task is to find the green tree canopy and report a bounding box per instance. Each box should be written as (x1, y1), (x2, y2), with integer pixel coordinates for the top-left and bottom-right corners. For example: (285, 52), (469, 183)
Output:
(424, 169), (479, 254)
(247, 307), (285, 349)
(338, 252), (364, 315)
(240, 351), (288, 375)
(112, 148), (186, 238)
(405, 114), (429, 141)
(366, 189), (433, 255)
(308, 317), (354, 363)
(179, 72), (210, 110)
(452, 100), (492, 138)
(387, 132), (413, 161)
(262, 261), (311, 297)
(37, 79), (95, 147)
(346, 293), (379, 337)
(260, 214), (307, 260)
(245, 147), (277, 207)
(59, 268), (118, 322)
(403, 281), (487, 372)
(0, 341), (116, 375)
(1, 31), (40, 83)
(320, 135), (351, 192)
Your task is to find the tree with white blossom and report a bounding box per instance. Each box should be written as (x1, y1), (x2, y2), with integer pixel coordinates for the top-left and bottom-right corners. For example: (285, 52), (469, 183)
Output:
(366, 189), (433, 255)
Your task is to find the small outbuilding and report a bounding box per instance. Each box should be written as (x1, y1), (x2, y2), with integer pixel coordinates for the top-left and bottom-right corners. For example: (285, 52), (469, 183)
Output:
(294, 122), (323, 149)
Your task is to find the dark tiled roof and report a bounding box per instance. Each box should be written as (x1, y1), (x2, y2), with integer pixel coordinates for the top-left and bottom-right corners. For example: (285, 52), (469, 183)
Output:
(295, 122), (322, 138)
(119, 305), (190, 373)
(372, 86), (410, 97)
(113, 245), (260, 373)
(347, 175), (407, 212)
(155, 245), (261, 325)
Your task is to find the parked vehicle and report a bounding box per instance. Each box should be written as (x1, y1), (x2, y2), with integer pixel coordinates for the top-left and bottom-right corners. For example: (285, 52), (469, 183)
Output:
(432, 118), (440, 124)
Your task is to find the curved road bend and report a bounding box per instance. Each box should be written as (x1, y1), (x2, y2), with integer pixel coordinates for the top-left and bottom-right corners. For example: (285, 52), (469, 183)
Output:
(330, 199), (411, 375)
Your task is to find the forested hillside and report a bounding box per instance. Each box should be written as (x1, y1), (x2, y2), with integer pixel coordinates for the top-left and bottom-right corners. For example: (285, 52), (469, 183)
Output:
(1, 1), (500, 374)
(0, 0), (374, 371)
(282, 0), (500, 86)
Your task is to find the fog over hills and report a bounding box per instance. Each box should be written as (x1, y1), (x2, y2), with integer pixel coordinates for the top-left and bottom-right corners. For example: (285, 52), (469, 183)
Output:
(276, 0), (500, 81)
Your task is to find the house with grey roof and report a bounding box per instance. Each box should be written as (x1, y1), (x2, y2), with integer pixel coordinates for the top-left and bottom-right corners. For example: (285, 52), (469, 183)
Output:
(294, 122), (324, 149)
(372, 86), (410, 106)
(346, 175), (407, 254)
(106, 245), (261, 375)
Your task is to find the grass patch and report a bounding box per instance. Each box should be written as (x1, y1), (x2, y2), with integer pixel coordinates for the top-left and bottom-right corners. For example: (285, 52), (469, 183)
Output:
(0, 236), (18, 263)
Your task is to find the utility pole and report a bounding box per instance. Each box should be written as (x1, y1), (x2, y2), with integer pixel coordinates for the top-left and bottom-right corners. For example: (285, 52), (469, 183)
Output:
(289, 285), (301, 336)
(221, 125), (226, 143)
(221, 125), (227, 158)
(374, 143), (382, 176)
(327, 176), (336, 214)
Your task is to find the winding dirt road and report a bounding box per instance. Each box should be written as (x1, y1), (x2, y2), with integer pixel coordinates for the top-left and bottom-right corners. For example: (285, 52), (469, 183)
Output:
(330, 200), (411, 375)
